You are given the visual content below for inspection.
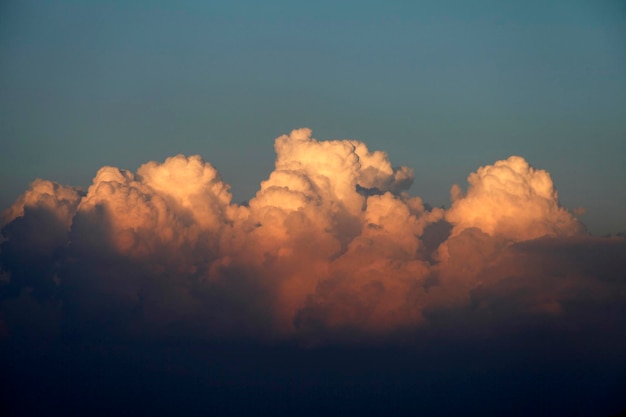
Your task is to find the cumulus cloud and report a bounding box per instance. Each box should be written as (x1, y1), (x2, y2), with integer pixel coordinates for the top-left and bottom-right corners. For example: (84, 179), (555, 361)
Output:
(0, 179), (82, 241)
(73, 155), (233, 271)
(445, 156), (585, 241)
(1, 129), (624, 346)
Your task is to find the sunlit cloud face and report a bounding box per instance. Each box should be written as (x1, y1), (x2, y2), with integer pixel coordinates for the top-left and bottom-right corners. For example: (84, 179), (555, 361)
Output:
(1, 129), (624, 345)
(445, 156), (585, 241)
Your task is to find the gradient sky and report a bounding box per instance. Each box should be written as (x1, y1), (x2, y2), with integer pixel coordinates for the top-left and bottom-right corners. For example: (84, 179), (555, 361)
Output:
(1, 0), (625, 236)
(2, 3), (626, 416)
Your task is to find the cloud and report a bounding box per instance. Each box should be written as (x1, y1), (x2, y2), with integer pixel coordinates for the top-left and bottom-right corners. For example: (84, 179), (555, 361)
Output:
(75, 154), (233, 260)
(445, 156), (585, 242)
(1, 129), (624, 346)
(0, 178), (82, 242)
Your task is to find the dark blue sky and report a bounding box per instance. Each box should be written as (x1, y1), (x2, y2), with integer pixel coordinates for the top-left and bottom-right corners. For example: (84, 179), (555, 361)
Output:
(1, 0), (625, 234)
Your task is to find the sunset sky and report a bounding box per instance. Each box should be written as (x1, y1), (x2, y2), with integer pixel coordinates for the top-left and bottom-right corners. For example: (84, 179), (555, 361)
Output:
(1, 1), (625, 417)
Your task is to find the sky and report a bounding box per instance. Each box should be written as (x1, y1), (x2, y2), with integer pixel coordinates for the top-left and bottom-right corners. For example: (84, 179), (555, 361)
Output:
(1, 0), (625, 235)
(1, 1), (626, 417)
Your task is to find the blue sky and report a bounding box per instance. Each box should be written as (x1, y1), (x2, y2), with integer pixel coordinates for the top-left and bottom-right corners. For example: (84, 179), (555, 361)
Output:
(1, 0), (625, 234)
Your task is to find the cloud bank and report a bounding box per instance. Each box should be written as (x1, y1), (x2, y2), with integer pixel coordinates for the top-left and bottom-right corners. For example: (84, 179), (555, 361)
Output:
(1, 128), (624, 346)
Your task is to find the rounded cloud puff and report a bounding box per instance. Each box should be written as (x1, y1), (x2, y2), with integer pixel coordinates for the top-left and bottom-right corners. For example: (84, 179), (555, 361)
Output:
(1, 179), (82, 230)
(74, 156), (233, 274)
(445, 156), (585, 241)
(137, 154), (233, 230)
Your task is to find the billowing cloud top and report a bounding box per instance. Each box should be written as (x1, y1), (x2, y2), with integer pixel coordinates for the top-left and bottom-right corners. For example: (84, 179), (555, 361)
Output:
(1, 129), (623, 346)
(446, 156), (584, 241)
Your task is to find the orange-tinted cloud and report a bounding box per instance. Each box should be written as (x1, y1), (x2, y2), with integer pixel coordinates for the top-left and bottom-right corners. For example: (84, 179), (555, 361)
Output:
(1, 129), (624, 345)
(445, 156), (585, 241)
